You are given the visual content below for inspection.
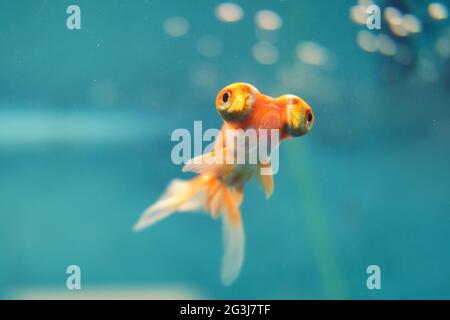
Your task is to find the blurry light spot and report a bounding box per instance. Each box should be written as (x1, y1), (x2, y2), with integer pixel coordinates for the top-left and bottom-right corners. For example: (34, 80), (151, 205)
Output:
(402, 14), (421, 33)
(384, 7), (402, 25)
(357, 30), (377, 53)
(196, 35), (223, 58)
(436, 37), (450, 58)
(390, 23), (408, 37)
(252, 42), (279, 65)
(296, 42), (329, 66)
(428, 2), (448, 20)
(190, 62), (217, 88)
(388, 15), (403, 27)
(350, 5), (368, 25)
(163, 17), (189, 37)
(277, 64), (339, 105)
(255, 10), (282, 30)
(384, 7), (410, 37)
(376, 34), (397, 56)
(215, 3), (244, 23)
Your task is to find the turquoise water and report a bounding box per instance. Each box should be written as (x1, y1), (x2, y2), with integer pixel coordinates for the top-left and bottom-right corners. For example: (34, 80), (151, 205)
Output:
(1, 0), (450, 299)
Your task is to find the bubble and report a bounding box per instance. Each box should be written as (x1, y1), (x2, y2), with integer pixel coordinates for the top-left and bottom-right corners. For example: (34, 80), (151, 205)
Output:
(215, 3), (244, 23)
(254, 10), (282, 30)
(428, 2), (448, 20)
(196, 35), (223, 58)
(163, 17), (189, 37)
(296, 41), (329, 66)
(357, 30), (377, 53)
(252, 42), (279, 65)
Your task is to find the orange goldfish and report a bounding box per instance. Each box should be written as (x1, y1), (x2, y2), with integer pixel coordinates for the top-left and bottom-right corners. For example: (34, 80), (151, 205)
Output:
(134, 83), (314, 285)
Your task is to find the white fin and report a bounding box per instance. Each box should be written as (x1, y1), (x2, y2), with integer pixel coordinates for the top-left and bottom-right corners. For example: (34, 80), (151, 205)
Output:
(133, 179), (204, 231)
(220, 190), (245, 286)
(221, 213), (244, 286)
(182, 148), (234, 175)
(256, 164), (274, 199)
(210, 189), (224, 218)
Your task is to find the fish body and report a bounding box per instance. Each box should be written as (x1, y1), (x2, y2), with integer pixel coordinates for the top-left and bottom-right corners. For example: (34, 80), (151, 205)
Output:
(134, 83), (314, 285)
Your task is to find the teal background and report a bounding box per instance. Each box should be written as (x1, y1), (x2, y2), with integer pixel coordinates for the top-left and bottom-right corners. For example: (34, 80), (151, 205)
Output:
(1, 0), (450, 299)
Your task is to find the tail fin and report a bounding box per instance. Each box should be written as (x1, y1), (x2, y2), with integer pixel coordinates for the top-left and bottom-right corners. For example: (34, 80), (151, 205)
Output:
(133, 176), (208, 231)
(134, 174), (246, 286)
(220, 188), (245, 286)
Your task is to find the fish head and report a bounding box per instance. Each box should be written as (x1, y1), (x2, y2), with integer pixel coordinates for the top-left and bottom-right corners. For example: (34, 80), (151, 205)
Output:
(277, 94), (314, 137)
(216, 83), (259, 122)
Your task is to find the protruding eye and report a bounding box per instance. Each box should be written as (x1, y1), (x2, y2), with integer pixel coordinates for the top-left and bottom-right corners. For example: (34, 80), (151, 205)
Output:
(222, 92), (230, 103)
(281, 95), (314, 137)
(306, 110), (314, 124)
(215, 83), (258, 122)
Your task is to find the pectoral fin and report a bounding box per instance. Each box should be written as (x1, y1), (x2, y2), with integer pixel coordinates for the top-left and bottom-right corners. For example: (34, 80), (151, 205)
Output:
(257, 163), (274, 199)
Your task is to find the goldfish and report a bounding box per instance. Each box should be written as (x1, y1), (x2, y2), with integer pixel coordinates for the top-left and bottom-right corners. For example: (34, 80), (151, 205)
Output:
(134, 83), (314, 285)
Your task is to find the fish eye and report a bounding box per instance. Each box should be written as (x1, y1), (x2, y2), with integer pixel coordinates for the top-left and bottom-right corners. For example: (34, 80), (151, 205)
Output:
(306, 111), (313, 124)
(216, 83), (258, 122)
(284, 97), (314, 137)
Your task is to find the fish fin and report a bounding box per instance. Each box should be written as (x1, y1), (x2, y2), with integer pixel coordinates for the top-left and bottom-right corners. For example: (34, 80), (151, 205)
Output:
(182, 148), (234, 175)
(210, 189), (224, 219)
(232, 187), (244, 207)
(221, 188), (245, 286)
(256, 163), (274, 199)
(204, 179), (219, 211)
(133, 177), (206, 231)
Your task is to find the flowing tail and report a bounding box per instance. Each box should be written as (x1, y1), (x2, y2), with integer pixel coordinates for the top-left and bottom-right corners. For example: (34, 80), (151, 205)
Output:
(133, 174), (245, 285)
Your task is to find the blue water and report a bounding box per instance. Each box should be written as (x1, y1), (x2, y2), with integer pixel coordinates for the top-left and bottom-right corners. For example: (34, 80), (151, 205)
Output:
(1, 0), (450, 299)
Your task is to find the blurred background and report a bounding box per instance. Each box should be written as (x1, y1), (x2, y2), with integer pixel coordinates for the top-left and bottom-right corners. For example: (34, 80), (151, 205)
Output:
(1, 0), (450, 299)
